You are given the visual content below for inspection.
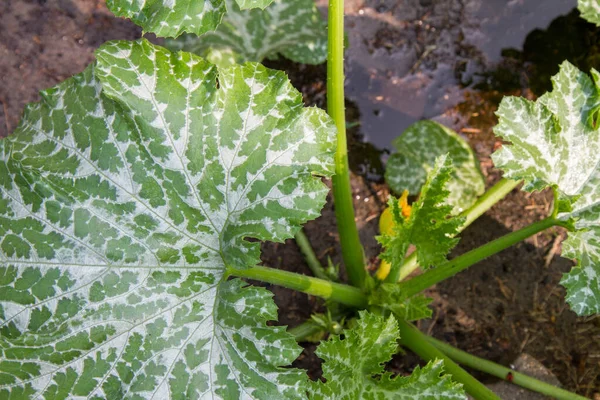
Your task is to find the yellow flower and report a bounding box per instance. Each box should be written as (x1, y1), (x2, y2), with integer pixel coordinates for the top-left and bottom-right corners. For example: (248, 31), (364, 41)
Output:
(376, 190), (411, 281)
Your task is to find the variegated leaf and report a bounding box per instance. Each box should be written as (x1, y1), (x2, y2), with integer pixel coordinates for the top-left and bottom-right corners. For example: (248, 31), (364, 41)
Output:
(309, 311), (465, 399)
(579, 0), (600, 26)
(492, 61), (600, 315)
(165, 0), (327, 67)
(0, 39), (336, 399)
(385, 121), (484, 214)
(106, 0), (273, 38)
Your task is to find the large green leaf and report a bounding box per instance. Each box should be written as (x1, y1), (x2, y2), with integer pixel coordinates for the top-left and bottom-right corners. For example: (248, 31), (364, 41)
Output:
(492, 61), (600, 315)
(0, 39), (336, 398)
(379, 155), (464, 272)
(166, 0), (328, 67)
(309, 311), (465, 399)
(106, 0), (273, 38)
(385, 121), (485, 214)
(579, 0), (600, 26)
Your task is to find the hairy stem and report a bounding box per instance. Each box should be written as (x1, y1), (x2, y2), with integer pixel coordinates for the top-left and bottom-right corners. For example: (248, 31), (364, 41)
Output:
(398, 216), (562, 297)
(397, 178), (520, 281)
(328, 0), (366, 288)
(295, 229), (331, 280)
(397, 320), (500, 400)
(228, 265), (367, 309)
(426, 336), (588, 400)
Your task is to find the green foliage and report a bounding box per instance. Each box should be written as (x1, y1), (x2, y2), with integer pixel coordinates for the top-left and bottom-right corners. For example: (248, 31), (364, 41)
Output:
(579, 0), (600, 26)
(166, 0), (328, 67)
(0, 39), (337, 398)
(379, 156), (465, 275)
(385, 121), (485, 214)
(309, 311), (465, 399)
(107, 0), (273, 38)
(369, 285), (433, 322)
(492, 61), (600, 315)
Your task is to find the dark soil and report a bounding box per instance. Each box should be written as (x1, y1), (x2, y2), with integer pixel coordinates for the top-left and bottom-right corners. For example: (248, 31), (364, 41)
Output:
(0, 0), (142, 137)
(2, 0), (599, 397)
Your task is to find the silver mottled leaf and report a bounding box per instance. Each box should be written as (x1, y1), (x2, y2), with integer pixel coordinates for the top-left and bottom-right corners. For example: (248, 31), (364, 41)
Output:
(492, 61), (600, 315)
(309, 311), (465, 399)
(106, 0), (274, 38)
(165, 0), (327, 66)
(385, 121), (484, 214)
(0, 39), (336, 399)
(579, 0), (600, 25)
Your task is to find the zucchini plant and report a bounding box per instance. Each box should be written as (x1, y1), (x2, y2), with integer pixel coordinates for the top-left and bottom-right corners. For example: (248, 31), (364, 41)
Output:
(0, 0), (598, 398)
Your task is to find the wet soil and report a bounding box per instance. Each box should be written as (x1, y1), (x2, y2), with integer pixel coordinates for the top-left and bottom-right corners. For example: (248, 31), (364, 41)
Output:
(1, 0), (599, 397)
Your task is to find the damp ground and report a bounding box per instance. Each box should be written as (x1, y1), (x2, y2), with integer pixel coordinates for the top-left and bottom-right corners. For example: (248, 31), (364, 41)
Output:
(1, 0), (599, 397)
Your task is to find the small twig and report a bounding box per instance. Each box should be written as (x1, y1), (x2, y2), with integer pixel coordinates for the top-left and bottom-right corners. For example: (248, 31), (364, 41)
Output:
(460, 127), (481, 134)
(495, 276), (512, 300)
(318, 246), (335, 259)
(365, 213), (378, 223)
(426, 308), (439, 336)
(545, 231), (565, 267)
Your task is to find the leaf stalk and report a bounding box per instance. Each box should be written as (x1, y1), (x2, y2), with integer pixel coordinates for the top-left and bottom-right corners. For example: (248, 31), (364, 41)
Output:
(426, 336), (589, 400)
(398, 216), (561, 297)
(243, 215), (560, 311)
(328, 0), (367, 288)
(228, 265), (367, 308)
(397, 319), (500, 400)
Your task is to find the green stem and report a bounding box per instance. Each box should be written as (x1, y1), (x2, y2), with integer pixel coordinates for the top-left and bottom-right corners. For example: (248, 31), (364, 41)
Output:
(328, 0), (366, 288)
(398, 217), (562, 298)
(295, 229), (331, 280)
(289, 320), (324, 341)
(461, 178), (521, 229)
(426, 336), (588, 400)
(552, 186), (560, 219)
(397, 178), (520, 281)
(397, 320), (500, 400)
(228, 265), (367, 309)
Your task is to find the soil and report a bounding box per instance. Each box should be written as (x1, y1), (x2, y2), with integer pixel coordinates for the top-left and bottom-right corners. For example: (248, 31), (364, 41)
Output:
(1, 0), (599, 398)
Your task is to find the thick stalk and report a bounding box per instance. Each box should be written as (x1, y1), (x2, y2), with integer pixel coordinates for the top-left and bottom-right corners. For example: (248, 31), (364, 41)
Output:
(295, 229), (330, 280)
(328, 0), (366, 287)
(227, 265), (367, 309)
(397, 178), (520, 281)
(398, 217), (562, 297)
(426, 336), (588, 400)
(397, 320), (500, 400)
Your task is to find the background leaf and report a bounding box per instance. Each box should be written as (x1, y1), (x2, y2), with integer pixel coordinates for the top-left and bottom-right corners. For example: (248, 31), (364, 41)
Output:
(166, 0), (328, 67)
(492, 61), (600, 315)
(309, 311), (465, 399)
(0, 39), (336, 399)
(385, 121), (485, 214)
(578, 0), (600, 26)
(106, 0), (274, 38)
